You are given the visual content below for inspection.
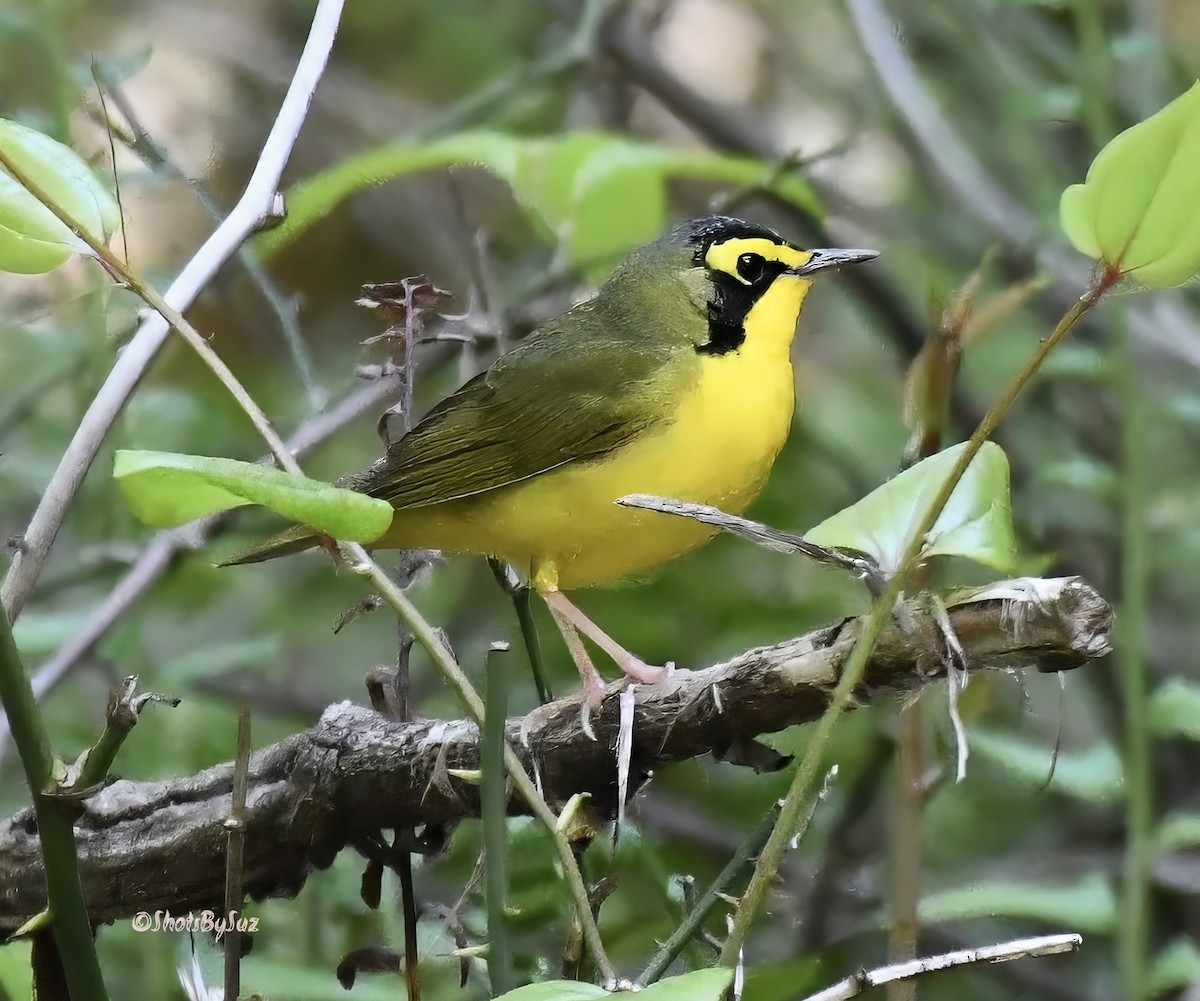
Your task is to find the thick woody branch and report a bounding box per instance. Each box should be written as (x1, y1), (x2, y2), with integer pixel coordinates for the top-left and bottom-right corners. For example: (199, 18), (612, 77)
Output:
(0, 577), (1110, 935)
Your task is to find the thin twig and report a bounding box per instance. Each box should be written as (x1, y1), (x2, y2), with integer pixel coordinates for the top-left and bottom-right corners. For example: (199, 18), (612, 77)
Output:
(801, 933), (1083, 1001)
(0, 0), (345, 622)
(489, 559), (553, 704)
(223, 705), (252, 1001)
(60, 677), (180, 794)
(482, 642), (514, 995)
(615, 496), (882, 591)
(638, 800), (782, 985)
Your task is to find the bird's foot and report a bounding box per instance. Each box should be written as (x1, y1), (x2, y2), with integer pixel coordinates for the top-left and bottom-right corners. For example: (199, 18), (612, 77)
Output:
(541, 589), (675, 686)
(613, 654), (675, 686)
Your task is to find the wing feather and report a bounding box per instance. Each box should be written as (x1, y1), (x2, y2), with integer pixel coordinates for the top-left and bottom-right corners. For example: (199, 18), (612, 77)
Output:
(347, 317), (684, 509)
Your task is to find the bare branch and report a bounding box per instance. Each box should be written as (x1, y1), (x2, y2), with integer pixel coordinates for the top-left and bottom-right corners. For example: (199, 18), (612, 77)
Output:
(0, 577), (1111, 934)
(802, 933), (1083, 1001)
(1, 0), (346, 622)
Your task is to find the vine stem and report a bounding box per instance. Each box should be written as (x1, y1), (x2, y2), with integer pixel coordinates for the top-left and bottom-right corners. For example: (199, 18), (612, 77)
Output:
(719, 277), (1112, 965)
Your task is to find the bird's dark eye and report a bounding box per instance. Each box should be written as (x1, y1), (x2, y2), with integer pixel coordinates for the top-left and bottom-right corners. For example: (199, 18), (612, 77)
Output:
(736, 252), (768, 284)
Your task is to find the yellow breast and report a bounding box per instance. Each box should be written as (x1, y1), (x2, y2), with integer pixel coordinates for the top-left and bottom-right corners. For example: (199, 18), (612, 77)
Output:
(384, 276), (809, 589)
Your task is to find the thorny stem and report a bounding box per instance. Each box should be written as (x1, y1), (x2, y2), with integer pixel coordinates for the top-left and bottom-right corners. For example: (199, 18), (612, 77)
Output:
(0, 612), (108, 1000)
(638, 800), (782, 985)
(720, 278), (1110, 964)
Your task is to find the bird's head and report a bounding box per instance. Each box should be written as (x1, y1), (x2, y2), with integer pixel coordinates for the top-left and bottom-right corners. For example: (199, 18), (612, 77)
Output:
(613, 215), (878, 356)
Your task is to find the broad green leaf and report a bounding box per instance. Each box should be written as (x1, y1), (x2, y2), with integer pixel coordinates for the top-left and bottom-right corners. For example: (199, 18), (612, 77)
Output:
(1148, 678), (1200, 739)
(257, 130), (820, 276)
(969, 728), (1122, 803)
(493, 982), (609, 1001)
(640, 969), (734, 1000)
(113, 450), (393, 542)
(1060, 81), (1200, 288)
(0, 118), (119, 274)
(804, 441), (1016, 574)
(1149, 938), (1200, 993)
(917, 872), (1116, 932)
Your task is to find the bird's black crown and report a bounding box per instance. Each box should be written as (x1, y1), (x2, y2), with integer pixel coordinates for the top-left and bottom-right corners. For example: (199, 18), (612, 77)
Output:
(667, 215), (791, 263)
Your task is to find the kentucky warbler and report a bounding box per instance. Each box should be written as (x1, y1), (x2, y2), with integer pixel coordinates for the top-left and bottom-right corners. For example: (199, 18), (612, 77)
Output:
(224, 215), (877, 699)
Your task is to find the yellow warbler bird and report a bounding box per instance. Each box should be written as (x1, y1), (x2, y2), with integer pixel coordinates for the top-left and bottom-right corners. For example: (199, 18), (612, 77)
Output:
(224, 216), (877, 699)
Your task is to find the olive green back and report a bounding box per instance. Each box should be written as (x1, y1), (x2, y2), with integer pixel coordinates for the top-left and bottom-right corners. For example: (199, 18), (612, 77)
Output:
(346, 253), (706, 509)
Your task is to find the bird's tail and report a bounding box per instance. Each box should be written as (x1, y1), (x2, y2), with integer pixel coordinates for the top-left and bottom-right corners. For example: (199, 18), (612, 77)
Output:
(218, 524), (321, 566)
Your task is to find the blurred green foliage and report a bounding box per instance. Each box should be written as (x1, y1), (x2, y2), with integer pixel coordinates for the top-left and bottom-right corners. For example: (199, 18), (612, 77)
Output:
(3, 0), (1200, 999)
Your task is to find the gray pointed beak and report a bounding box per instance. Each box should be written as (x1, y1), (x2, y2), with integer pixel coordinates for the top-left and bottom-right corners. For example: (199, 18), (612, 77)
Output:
(789, 247), (879, 277)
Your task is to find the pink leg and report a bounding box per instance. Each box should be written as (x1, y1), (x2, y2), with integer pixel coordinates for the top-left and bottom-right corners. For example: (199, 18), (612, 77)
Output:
(541, 589), (672, 684)
(545, 602), (608, 710)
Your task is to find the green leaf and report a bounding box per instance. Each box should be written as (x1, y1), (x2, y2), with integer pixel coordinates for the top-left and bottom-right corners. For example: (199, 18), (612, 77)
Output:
(969, 728), (1123, 803)
(1149, 938), (1200, 993)
(493, 982), (609, 1001)
(917, 872), (1116, 932)
(804, 441), (1016, 574)
(1060, 81), (1200, 288)
(1148, 677), (1200, 739)
(112, 450), (393, 542)
(257, 130), (820, 276)
(639, 969), (734, 1000)
(0, 118), (119, 274)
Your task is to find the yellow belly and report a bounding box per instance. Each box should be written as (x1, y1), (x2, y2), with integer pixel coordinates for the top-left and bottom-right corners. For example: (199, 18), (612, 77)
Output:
(381, 348), (797, 590)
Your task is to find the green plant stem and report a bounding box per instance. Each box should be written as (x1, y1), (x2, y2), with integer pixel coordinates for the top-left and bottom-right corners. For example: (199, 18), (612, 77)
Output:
(1118, 309), (1151, 1001)
(1072, 0), (1114, 147)
(483, 643), (514, 995)
(719, 283), (1107, 965)
(0, 612), (108, 1000)
(514, 586), (553, 704)
(638, 800), (782, 985)
(349, 547), (618, 987)
(489, 559), (553, 704)
(224, 704), (251, 1001)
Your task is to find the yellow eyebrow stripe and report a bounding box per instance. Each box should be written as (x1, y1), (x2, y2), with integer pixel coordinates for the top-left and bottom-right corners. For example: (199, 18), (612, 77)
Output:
(704, 237), (811, 283)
